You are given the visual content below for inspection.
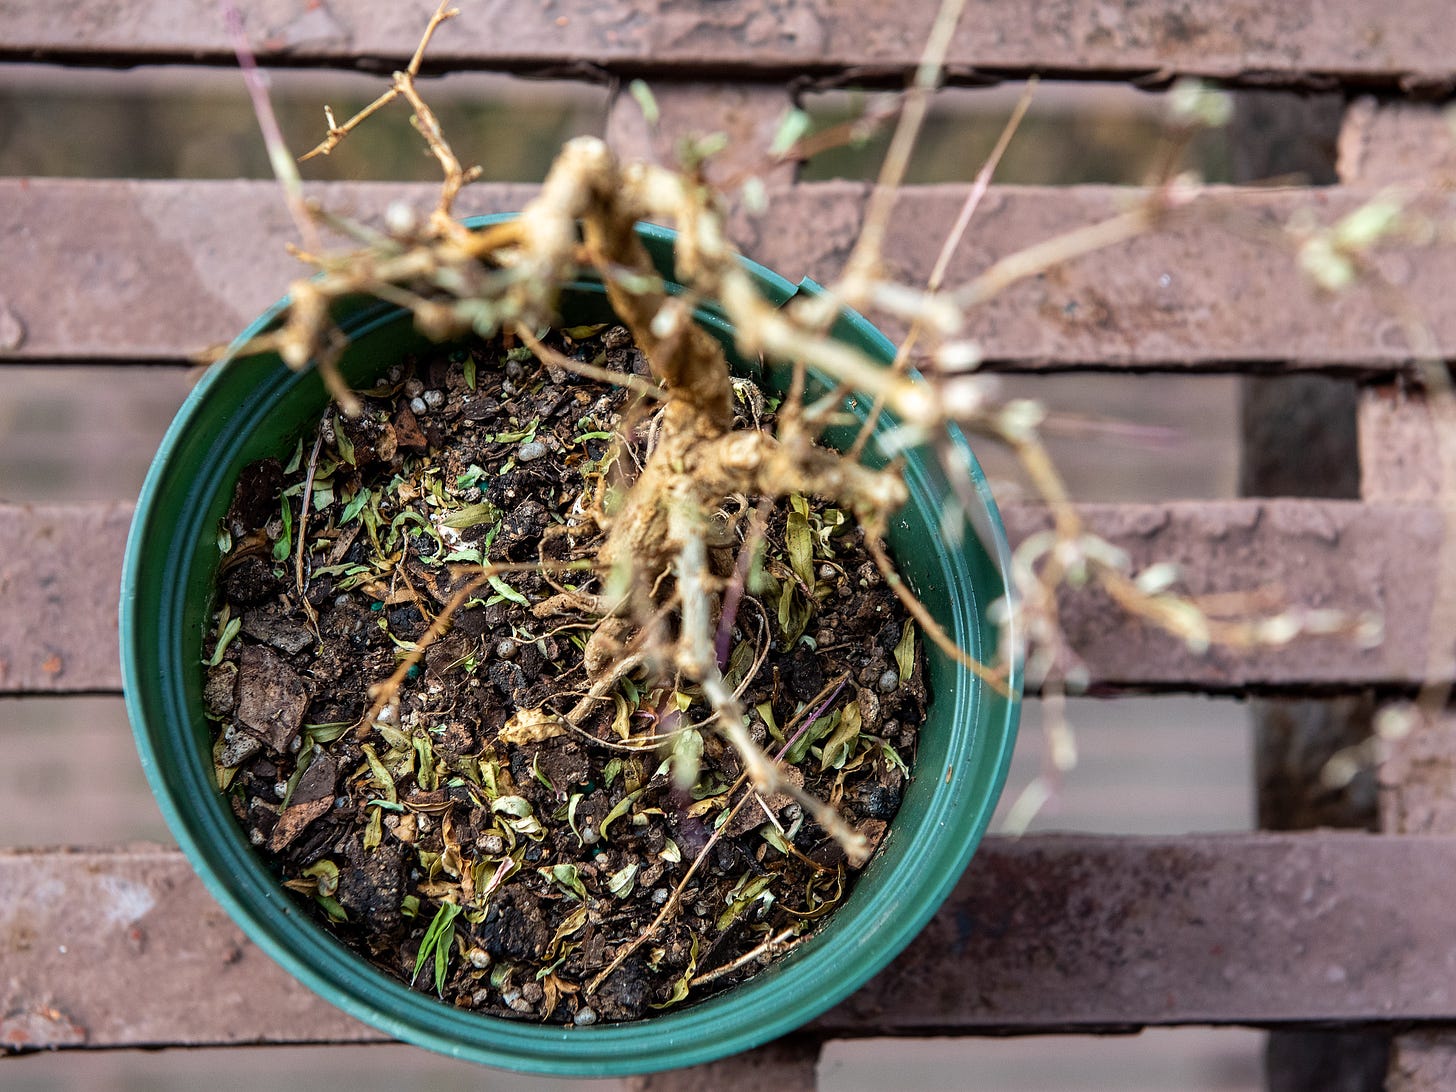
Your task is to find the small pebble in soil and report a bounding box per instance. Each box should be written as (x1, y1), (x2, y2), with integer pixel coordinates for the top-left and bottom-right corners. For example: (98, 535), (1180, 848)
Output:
(878, 670), (900, 693)
(495, 638), (517, 660)
(422, 389), (445, 409)
(410, 396), (427, 415)
(504, 989), (533, 1014)
(466, 947), (492, 970)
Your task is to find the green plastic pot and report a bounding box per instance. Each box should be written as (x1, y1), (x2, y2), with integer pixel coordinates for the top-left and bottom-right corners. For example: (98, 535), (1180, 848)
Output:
(121, 217), (1020, 1076)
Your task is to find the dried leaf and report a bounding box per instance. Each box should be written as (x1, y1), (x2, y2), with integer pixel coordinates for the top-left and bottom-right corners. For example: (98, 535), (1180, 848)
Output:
(545, 904), (590, 958)
(361, 743), (397, 804)
(363, 805), (383, 851)
(334, 415), (356, 465)
(499, 708), (566, 746)
(566, 793), (585, 846)
(650, 934), (700, 1010)
(893, 620), (916, 684)
(607, 862), (639, 898)
(786, 710), (838, 766)
(492, 795), (544, 838)
(611, 693), (633, 740)
(820, 700), (862, 771)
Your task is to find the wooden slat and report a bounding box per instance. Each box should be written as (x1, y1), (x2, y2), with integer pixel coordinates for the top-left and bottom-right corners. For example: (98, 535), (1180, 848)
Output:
(5, 179), (1456, 372)
(4, 0), (1454, 89)
(1390, 1032), (1456, 1092)
(1, 498), (1438, 695)
(622, 1038), (820, 1092)
(1339, 97), (1456, 187)
(0, 503), (132, 693)
(1358, 386), (1447, 503)
(604, 82), (797, 185)
(4, 833), (1456, 1052)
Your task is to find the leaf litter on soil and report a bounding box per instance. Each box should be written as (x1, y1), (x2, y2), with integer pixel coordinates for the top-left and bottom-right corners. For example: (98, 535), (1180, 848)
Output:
(203, 325), (926, 1024)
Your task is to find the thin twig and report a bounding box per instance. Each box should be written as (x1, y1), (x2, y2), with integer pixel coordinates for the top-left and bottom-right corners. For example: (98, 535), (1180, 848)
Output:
(689, 928), (801, 988)
(293, 425), (325, 636)
(866, 534), (1011, 696)
(839, 0), (971, 298)
(299, 0), (460, 164)
(848, 77), (1038, 460)
(221, 3), (320, 256)
(516, 325), (669, 403)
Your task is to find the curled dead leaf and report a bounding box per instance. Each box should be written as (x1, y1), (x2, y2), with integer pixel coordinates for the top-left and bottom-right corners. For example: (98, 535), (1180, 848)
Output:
(498, 708), (566, 746)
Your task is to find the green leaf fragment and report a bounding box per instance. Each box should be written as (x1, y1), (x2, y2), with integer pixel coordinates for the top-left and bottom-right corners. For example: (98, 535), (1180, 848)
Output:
(272, 495), (294, 561)
(786, 497), (815, 587)
(650, 933), (700, 1010)
(302, 859), (340, 897)
(786, 710), (838, 766)
(206, 615), (242, 666)
(670, 728), (704, 791)
(770, 107), (811, 156)
(628, 79), (659, 125)
(413, 901), (463, 995)
(492, 795), (544, 838)
(599, 786), (646, 843)
(487, 574), (530, 607)
(441, 501), (500, 530)
(340, 488), (370, 524)
(314, 894), (349, 922)
(283, 437), (304, 475)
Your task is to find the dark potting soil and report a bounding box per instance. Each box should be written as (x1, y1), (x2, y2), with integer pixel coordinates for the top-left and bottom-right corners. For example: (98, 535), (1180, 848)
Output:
(203, 326), (925, 1024)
